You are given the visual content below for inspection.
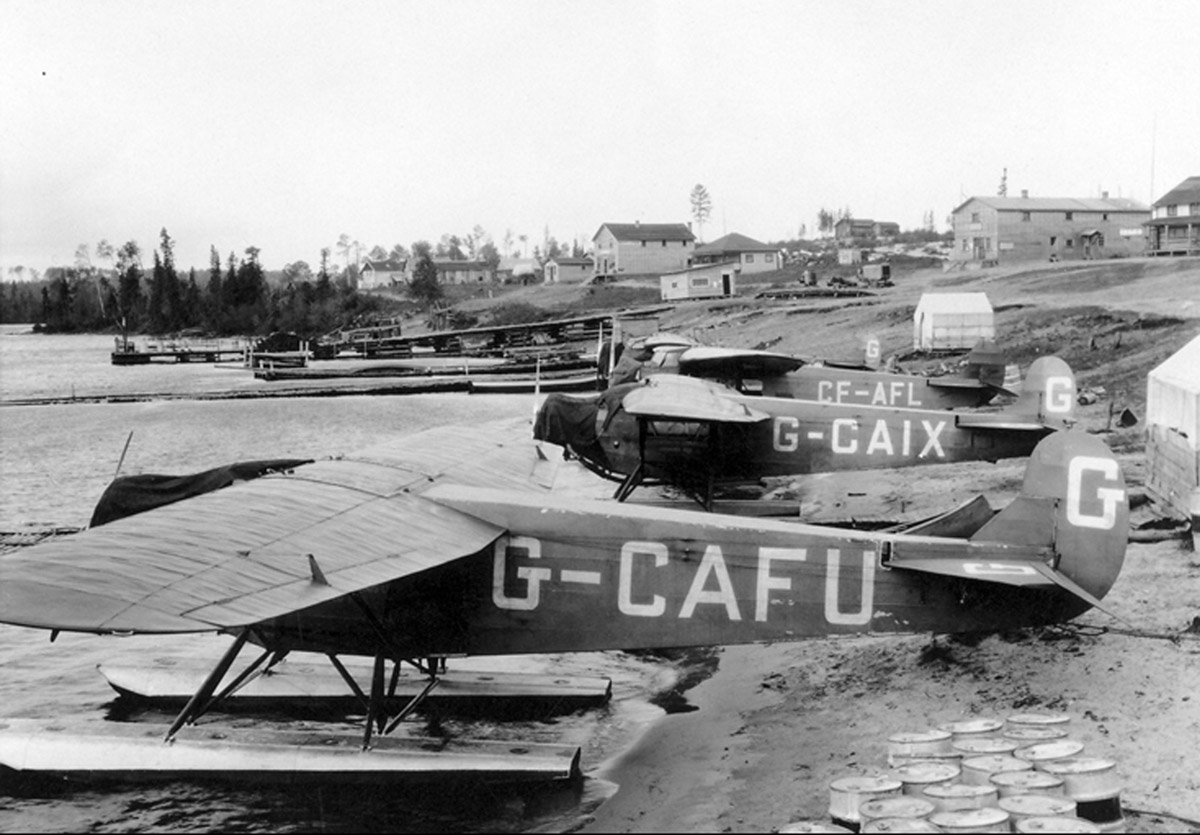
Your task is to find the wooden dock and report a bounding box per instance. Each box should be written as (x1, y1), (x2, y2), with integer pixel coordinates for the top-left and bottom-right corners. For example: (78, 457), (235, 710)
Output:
(111, 336), (251, 365)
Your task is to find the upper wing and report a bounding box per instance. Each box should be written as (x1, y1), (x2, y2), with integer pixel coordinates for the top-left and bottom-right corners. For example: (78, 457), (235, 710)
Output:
(621, 375), (770, 423)
(677, 346), (806, 378)
(0, 421), (546, 635)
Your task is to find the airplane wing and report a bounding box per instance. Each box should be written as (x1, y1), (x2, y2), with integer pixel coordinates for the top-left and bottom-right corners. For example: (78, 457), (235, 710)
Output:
(621, 376), (770, 423)
(0, 422), (547, 635)
(677, 346), (806, 378)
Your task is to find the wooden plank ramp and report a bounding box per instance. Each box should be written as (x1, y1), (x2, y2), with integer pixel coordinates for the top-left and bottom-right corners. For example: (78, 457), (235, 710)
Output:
(98, 661), (613, 708)
(0, 718), (581, 784)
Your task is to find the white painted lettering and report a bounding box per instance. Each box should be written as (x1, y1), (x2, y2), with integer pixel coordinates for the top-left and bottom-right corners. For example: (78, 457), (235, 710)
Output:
(836, 380), (851, 404)
(679, 545), (741, 620)
(871, 382), (888, 406)
(866, 420), (895, 455)
(755, 547), (808, 622)
(817, 380), (834, 403)
(1067, 456), (1125, 530)
(824, 548), (876, 626)
(1045, 376), (1074, 414)
(919, 420), (947, 458)
(774, 416), (800, 452)
(832, 418), (858, 453)
(619, 541), (668, 617)
(492, 536), (551, 611)
(964, 562), (1039, 576)
(908, 381), (922, 407)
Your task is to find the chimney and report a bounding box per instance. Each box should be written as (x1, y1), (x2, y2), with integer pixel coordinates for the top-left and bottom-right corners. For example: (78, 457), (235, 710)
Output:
(1102, 190), (1109, 199)
(1020, 189), (1029, 198)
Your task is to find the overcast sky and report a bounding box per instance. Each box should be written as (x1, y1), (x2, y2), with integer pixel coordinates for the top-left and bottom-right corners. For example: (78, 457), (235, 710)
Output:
(2, 0), (1197, 276)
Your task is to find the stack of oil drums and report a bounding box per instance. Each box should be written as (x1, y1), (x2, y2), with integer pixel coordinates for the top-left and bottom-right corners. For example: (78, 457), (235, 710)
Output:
(779, 712), (1126, 833)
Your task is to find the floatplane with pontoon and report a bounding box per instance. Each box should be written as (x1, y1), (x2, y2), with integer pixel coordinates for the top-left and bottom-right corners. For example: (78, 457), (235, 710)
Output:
(0, 417), (1127, 784)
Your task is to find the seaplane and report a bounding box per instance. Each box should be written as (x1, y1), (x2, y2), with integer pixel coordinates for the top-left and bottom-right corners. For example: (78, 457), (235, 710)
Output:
(535, 355), (1077, 506)
(624, 335), (1016, 411)
(0, 419), (1127, 785)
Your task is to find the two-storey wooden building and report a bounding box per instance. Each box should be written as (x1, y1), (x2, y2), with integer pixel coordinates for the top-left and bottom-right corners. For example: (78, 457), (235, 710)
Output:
(592, 222), (695, 280)
(1145, 176), (1200, 257)
(950, 191), (1149, 265)
(359, 258), (407, 290)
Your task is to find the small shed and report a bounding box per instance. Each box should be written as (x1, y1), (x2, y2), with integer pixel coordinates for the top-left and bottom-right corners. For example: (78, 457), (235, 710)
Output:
(1145, 334), (1200, 519)
(913, 292), (995, 351)
(660, 262), (738, 302)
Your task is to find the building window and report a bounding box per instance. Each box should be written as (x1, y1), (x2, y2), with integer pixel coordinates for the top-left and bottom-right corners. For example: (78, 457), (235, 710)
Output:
(662, 240), (668, 246)
(1022, 212), (1031, 222)
(1167, 205), (1178, 217)
(1050, 236), (1057, 246)
(1065, 212), (1073, 221)
(971, 212), (981, 223)
(1102, 213), (1109, 221)
(1066, 238), (1074, 248)
(641, 240), (647, 247)
(746, 254), (755, 263)
(1190, 203), (1200, 215)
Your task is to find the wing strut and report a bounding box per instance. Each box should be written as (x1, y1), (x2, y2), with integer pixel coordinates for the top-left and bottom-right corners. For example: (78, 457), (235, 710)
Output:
(615, 416), (720, 510)
(165, 628), (251, 742)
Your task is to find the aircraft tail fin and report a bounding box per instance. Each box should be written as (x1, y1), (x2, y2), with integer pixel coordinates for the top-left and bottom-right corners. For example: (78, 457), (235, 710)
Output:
(969, 430), (1128, 609)
(963, 340), (1012, 392)
(863, 334), (882, 369)
(1014, 356), (1077, 425)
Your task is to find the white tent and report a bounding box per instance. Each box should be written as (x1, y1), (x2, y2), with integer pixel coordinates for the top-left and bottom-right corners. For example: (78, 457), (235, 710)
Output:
(912, 292), (994, 351)
(1145, 333), (1200, 519)
(1147, 334), (1200, 447)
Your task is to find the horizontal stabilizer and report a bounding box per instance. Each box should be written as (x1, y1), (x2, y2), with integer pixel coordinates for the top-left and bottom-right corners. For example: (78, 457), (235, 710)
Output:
(889, 556), (1114, 616)
(955, 415), (1052, 432)
(927, 377), (990, 391)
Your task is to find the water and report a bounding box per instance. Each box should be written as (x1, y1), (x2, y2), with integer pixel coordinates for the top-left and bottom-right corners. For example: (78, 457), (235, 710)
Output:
(0, 326), (677, 832)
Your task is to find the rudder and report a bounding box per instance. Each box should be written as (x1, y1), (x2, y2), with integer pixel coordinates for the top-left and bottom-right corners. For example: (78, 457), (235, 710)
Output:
(1016, 356), (1076, 424)
(972, 430), (1128, 604)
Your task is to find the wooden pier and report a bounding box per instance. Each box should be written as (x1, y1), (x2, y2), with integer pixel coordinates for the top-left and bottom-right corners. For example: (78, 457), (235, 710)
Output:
(111, 336), (251, 365)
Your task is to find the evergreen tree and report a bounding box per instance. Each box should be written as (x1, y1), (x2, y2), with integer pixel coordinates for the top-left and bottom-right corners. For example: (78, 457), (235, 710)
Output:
(408, 253), (441, 306)
(205, 245), (224, 332)
(689, 184), (712, 241)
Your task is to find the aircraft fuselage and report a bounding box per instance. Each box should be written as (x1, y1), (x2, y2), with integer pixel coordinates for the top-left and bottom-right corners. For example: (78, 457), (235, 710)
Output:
(763, 366), (995, 410)
(595, 396), (1052, 484)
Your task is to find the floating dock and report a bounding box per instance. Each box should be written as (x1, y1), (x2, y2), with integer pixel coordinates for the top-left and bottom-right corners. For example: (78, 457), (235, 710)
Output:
(0, 718), (581, 784)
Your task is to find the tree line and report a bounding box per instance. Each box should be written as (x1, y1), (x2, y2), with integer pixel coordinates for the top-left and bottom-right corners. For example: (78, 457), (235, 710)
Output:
(0, 229), (397, 337)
